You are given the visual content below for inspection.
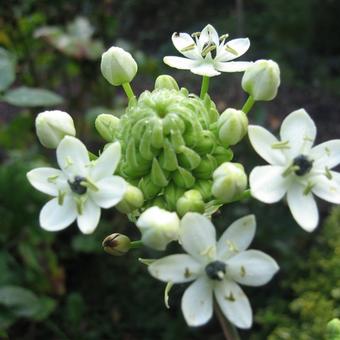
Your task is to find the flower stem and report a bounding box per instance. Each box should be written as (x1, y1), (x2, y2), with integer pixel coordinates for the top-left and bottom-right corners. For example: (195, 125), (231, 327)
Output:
(241, 95), (255, 114)
(130, 240), (143, 249)
(214, 302), (241, 340)
(200, 76), (210, 98)
(122, 82), (135, 100)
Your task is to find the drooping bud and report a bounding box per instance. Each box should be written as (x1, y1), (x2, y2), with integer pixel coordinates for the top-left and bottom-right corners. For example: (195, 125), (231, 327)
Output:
(176, 190), (205, 217)
(35, 110), (76, 148)
(155, 75), (179, 91)
(326, 319), (340, 340)
(136, 206), (180, 250)
(115, 184), (144, 214)
(101, 46), (138, 86)
(95, 114), (120, 142)
(242, 59), (280, 101)
(102, 233), (131, 256)
(212, 162), (247, 203)
(217, 108), (248, 146)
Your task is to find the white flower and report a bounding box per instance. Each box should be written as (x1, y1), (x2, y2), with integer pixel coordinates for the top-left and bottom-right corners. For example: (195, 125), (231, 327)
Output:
(148, 213), (279, 328)
(248, 109), (340, 231)
(136, 207), (180, 250)
(27, 136), (126, 234)
(163, 24), (251, 77)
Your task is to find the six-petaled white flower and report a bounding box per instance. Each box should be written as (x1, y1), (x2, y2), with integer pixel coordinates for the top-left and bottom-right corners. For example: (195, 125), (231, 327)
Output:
(27, 136), (126, 234)
(248, 109), (340, 231)
(148, 213), (279, 328)
(163, 24), (251, 77)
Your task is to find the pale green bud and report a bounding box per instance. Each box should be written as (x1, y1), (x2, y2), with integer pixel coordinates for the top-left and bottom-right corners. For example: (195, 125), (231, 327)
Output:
(102, 233), (131, 256)
(242, 59), (280, 101)
(95, 114), (120, 142)
(212, 162), (247, 203)
(115, 184), (144, 214)
(213, 146), (233, 166)
(138, 175), (162, 200)
(326, 319), (340, 340)
(136, 206), (180, 250)
(194, 180), (213, 201)
(217, 108), (248, 146)
(164, 183), (185, 211)
(101, 46), (138, 86)
(35, 110), (76, 148)
(155, 75), (179, 91)
(176, 190), (205, 217)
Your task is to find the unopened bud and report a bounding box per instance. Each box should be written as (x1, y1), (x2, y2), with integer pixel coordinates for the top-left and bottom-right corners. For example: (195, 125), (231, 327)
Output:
(155, 75), (179, 91)
(102, 233), (131, 256)
(242, 59), (280, 101)
(95, 114), (120, 142)
(326, 319), (340, 340)
(176, 190), (205, 217)
(136, 206), (180, 250)
(218, 108), (248, 146)
(35, 110), (76, 148)
(116, 184), (144, 214)
(101, 46), (138, 86)
(212, 162), (247, 203)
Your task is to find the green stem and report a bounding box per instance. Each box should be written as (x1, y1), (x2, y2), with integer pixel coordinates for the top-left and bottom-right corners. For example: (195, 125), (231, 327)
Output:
(241, 95), (255, 114)
(200, 76), (210, 98)
(130, 240), (143, 249)
(214, 302), (241, 340)
(122, 82), (135, 100)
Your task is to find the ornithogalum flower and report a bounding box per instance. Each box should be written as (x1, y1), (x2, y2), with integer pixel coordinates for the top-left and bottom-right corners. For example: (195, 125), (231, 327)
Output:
(148, 213), (279, 328)
(27, 136), (126, 234)
(248, 109), (340, 231)
(163, 24), (251, 77)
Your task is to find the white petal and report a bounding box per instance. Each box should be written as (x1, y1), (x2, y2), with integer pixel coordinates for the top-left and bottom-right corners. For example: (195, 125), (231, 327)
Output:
(217, 38), (250, 62)
(249, 165), (288, 203)
(248, 125), (286, 165)
(56, 136), (89, 177)
(191, 62), (220, 77)
(90, 142), (121, 181)
(148, 254), (202, 283)
(287, 183), (319, 232)
(39, 196), (77, 231)
(171, 32), (200, 59)
(214, 280), (252, 329)
(180, 213), (216, 262)
(90, 176), (126, 208)
(217, 215), (256, 261)
(77, 198), (101, 234)
(198, 24), (220, 48)
(215, 61), (251, 72)
(312, 171), (340, 204)
(280, 109), (316, 158)
(310, 140), (340, 169)
(227, 250), (279, 286)
(27, 167), (65, 196)
(163, 56), (197, 70)
(181, 276), (213, 327)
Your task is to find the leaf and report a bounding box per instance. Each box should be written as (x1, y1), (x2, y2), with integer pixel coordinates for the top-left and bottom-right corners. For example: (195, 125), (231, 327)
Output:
(0, 48), (16, 91)
(3, 87), (63, 107)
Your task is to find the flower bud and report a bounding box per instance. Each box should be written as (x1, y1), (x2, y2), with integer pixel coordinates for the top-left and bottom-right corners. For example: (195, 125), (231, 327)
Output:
(136, 206), (180, 250)
(101, 46), (138, 86)
(212, 162), (247, 203)
(115, 184), (144, 214)
(326, 319), (340, 340)
(217, 108), (248, 146)
(95, 114), (120, 142)
(155, 75), (179, 91)
(102, 233), (131, 256)
(35, 110), (76, 148)
(193, 180), (213, 201)
(164, 183), (185, 210)
(242, 59), (280, 101)
(176, 190), (205, 217)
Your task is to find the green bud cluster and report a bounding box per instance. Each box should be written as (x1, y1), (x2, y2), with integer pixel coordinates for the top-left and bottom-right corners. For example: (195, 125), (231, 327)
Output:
(111, 75), (240, 215)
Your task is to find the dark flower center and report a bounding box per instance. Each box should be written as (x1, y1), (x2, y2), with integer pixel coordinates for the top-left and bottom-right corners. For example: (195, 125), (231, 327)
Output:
(68, 176), (87, 195)
(205, 260), (226, 281)
(292, 155), (313, 176)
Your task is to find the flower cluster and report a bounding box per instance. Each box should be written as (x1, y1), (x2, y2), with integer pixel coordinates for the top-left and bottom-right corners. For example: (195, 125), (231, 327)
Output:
(26, 23), (339, 335)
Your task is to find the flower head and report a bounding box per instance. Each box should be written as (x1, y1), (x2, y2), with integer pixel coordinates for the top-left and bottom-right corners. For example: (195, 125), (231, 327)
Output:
(248, 109), (340, 231)
(163, 24), (251, 77)
(148, 213), (279, 328)
(27, 136), (126, 234)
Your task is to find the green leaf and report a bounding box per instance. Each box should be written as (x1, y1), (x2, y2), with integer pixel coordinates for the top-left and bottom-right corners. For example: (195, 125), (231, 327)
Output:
(0, 48), (16, 91)
(3, 87), (63, 107)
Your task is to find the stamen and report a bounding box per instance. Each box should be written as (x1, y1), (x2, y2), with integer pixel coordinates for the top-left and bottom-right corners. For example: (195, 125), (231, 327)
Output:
(219, 33), (229, 41)
(58, 190), (65, 205)
(303, 182), (315, 195)
(224, 292), (235, 302)
(68, 176), (87, 195)
(225, 45), (239, 56)
(191, 32), (201, 38)
(271, 140), (290, 149)
(240, 266), (246, 277)
(292, 155), (314, 176)
(81, 178), (99, 192)
(48, 175), (58, 183)
(180, 43), (196, 52)
(201, 43), (216, 57)
(325, 167), (333, 180)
